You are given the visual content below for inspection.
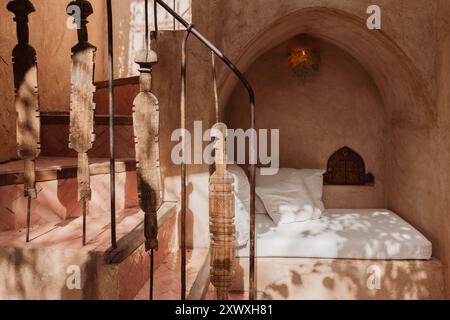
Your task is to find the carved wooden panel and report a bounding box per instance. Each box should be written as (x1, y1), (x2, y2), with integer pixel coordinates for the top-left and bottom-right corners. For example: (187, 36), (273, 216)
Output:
(132, 49), (162, 251)
(7, 0), (41, 199)
(324, 146), (374, 186)
(209, 123), (236, 300)
(67, 0), (96, 200)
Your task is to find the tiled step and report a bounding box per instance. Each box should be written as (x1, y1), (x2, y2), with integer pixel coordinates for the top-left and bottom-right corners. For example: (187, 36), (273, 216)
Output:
(0, 202), (177, 300)
(133, 248), (210, 300)
(0, 157), (137, 231)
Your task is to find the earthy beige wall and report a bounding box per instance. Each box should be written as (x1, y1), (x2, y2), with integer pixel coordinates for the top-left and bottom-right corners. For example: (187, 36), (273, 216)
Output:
(111, 0), (191, 78)
(151, 31), (215, 248)
(0, 0), (107, 162)
(226, 37), (387, 209)
(436, 0), (450, 300)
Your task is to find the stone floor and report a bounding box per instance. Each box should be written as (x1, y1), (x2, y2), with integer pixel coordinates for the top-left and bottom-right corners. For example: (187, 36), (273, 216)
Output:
(204, 286), (248, 300)
(134, 248), (209, 300)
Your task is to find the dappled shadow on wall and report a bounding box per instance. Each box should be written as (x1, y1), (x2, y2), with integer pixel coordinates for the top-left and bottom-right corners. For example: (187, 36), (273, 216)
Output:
(260, 259), (443, 300)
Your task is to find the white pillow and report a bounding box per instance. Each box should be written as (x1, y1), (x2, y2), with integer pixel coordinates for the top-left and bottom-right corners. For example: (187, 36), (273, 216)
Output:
(257, 168), (325, 210)
(256, 168), (322, 224)
(295, 169), (326, 211)
(227, 165), (250, 247)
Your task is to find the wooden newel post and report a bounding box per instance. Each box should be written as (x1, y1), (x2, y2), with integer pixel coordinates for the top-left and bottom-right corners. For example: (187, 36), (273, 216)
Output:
(8, 0), (40, 199)
(7, 0), (41, 242)
(209, 123), (236, 300)
(132, 46), (162, 252)
(67, 0), (96, 201)
(67, 0), (96, 245)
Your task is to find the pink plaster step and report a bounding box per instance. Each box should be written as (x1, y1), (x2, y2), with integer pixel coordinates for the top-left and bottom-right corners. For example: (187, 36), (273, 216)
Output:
(0, 157), (137, 231)
(0, 207), (142, 250)
(133, 248), (210, 300)
(0, 202), (177, 300)
(40, 113), (135, 158)
(93, 77), (138, 115)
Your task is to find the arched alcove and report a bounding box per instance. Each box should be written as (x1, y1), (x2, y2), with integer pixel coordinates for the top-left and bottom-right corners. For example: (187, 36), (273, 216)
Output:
(220, 7), (444, 287)
(219, 7), (435, 127)
(226, 34), (387, 208)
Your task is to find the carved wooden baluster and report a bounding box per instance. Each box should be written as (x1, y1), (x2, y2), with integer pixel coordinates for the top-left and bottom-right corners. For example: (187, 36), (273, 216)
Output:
(209, 123), (236, 300)
(7, 0), (41, 242)
(67, 0), (96, 246)
(132, 38), (162, 299)
(133, 47), (161, 249)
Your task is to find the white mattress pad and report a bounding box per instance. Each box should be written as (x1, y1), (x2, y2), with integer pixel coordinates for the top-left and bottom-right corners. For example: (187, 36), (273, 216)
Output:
(237, 209), (432, 260)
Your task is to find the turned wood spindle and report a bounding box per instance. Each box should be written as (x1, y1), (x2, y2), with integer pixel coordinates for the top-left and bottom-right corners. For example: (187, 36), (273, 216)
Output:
(67, 0), (96, 245)
(132, 29), (162, 300)
(133, 47), (162, 253)
(209, 123), (236, 300)
(7, 0), (41, 242)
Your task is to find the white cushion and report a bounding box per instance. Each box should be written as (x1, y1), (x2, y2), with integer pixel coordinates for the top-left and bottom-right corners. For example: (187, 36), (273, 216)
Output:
(256, 168), (322, 224)
(227, 165), (250, 247)
(295, 169), (326, 211)
(257, 168), (325, 210)
(237, 209), (432, 260)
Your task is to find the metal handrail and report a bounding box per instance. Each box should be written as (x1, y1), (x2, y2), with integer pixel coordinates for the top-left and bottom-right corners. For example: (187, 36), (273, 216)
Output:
(180, 26), (192, 301)
(106, 0), (117, 249)
(105, 0), (257, 299)
(153, 0), (257, 300)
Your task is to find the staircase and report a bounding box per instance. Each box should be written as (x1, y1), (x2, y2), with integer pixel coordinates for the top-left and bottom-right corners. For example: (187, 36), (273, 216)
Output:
(2, 0), (253, 301)
(0, 79), (210, 300)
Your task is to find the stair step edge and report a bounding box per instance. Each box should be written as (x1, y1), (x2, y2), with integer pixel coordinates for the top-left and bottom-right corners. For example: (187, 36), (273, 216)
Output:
(0, 158), (136, 186)
(41, 113), (133, 126)
(106, 202), (177, 264)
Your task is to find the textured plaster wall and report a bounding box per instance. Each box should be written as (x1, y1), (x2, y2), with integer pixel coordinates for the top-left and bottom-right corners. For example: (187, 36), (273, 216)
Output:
(422, 0), (450, 299)
(152, 29), (217, 248)
(111, 0), (191, 78)
(226, 37), (387, 209)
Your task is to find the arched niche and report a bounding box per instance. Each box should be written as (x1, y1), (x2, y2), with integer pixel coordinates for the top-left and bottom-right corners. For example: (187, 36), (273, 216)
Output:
(218, 7), (435, 128)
